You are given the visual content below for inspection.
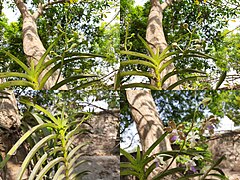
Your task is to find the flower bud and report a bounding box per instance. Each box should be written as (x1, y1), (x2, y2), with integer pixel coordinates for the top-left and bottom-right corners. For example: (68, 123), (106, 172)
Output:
(172, 42), (178, 48)
(183, 23), (189, 29)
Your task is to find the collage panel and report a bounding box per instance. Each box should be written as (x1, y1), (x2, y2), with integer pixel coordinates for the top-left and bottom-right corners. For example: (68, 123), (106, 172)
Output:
(0, 0), (119, 90)
(119, 0), (239, 90)
(0, 90), (120, 179)
(120, 90), (240, 179)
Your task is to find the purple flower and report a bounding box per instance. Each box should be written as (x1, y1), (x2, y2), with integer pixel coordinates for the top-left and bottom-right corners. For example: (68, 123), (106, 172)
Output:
(207, 125), (214, 130)
(170, 135), (178, 142)
(190, 166), (197, 173)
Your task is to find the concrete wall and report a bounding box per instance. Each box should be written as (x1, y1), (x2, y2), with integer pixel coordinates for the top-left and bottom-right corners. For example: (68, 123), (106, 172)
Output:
(76, 110), (120, 180)
(207, 129), (240, 180)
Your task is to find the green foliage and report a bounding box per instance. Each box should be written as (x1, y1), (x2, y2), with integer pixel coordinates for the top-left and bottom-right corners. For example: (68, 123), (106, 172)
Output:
(0, 33), (105, 90)
(121, 97), (228, 179)
(0, 99), (91, 180)
(117, 35), (220, 90)
(120, 0), (239, 89)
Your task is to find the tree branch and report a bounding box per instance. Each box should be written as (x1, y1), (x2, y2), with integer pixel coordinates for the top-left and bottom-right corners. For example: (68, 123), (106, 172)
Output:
(33, 0), (70, 20)
(14, 0), (31, 18)
(161, 0), (177, 11)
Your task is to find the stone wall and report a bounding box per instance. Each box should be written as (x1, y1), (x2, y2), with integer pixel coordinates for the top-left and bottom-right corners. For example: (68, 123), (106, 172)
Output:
(207, 129), (240, 180)
(76, 110), (120, 180)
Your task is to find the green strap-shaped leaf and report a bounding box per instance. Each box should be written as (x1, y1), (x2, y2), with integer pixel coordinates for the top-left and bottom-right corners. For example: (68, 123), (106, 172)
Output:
(73, 79), (101, 90)
(142, 132), (169, 159)
(69, 160), (89, 176)
(38, 59), (79, 89)
(200, 155), (226, 180)
(0, 123), (56, 169)
(207, 173), (228, 179)
(119, 71), (155, 79)
(120, 59), (156, 69)
(120, 162), (142, 172)
(3, 51), (31, 74)
(36, 157), (64, 180)
(69, 170), (90, 180)
(17, 134), (57, 180)
(177, 173), (204, 180)
(120, 83), (159, 90)
(51, 74), (97, 90)
(136, 145), (141, 163)
(121, 50), (157, 66)
(52, 165), (65, 180)
(0, 72), (34, 81)
(137, 34), (156, 58)
(37, 53), (105, 79)
(67, 143), (89, 161)
(0, 80), (35, 90)
(146, 162), (157, 178)
(166, 75), (207, 90)
(68, 153), (86, 169)
(158, 58), (175, 73)
(120, 169), (140, 177)
(152, 167), (186, 179)
(215, 71), (227, 89)
(162, 69), (206, 85)
(29, 147), (63, 180)
(35, 33), (64, 73)
(19, 99), (59, 125)
(120, 148), (136, 165)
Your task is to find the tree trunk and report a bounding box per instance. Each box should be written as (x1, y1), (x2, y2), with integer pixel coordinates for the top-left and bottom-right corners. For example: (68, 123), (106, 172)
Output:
(0, 91), (28, 180)
(146, 0), (177, 89)
(126, 90), (174, 179)
(15, 0), (67, 90)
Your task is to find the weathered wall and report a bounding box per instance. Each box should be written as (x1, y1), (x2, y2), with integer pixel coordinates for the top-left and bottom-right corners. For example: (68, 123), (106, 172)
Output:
(207, 129), (240, 180)
(76, 110), (120, 180)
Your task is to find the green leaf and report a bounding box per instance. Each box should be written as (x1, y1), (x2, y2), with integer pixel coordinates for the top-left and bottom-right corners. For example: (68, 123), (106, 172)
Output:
(120, 169), (140, 177)
(19, 99), (59, 125)
(67, 143), (89, 161)
(3, 51), (31, 74)
(17, 134), (57, 180)
(215, 71), (227, 89)
(0, 72), (34, 81)
(52, 165), (65, 180)
(121, 83), (159, 90)
(121, 50), (157, 65)
(0, 80), (35, 90)
(166, 75), (207, 90)
(73, 79), (101, 90)
(51, 74), (97, 90)
(119, 71), (154, 79)
(36, 157), (64, 180)
(143, 132), (168, 159)
(120, 59), (156, 69)
(137, 34), (156, 58)
(136, 146), (141, 163)
(0, 123), (56, 169)
(162, 69), (206, 85)
(69, 170), (90, 180)
(29, 147), (63, 180)
(152, 167), (185, 180)
(120, 148), (136, 165)
(35, 33), (64, 73)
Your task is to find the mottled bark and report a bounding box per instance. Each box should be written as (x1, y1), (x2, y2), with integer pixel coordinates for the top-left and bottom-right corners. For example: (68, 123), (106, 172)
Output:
(14, 0), (67, 90)
(146, 0), (178, 89)
(126, 90), (175, 179)
(0, 91), (28, 180)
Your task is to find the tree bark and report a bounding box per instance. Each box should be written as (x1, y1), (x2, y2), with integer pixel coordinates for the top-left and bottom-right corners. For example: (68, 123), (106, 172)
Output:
(0, 91), (28, 180)
(146, 0), (177, 89)
(14, 0), (67, 90)
(126, 90), (175, 179)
